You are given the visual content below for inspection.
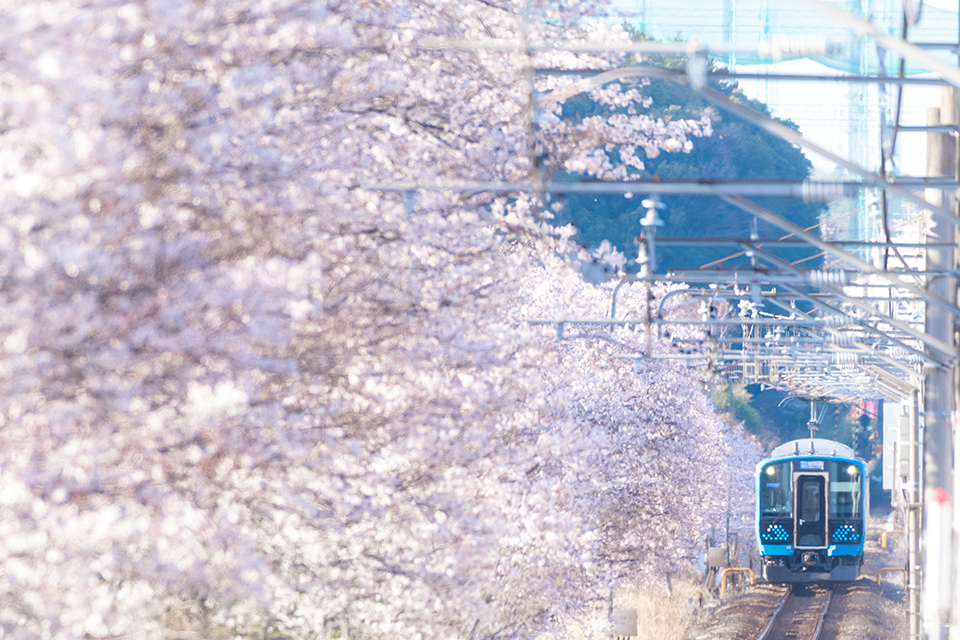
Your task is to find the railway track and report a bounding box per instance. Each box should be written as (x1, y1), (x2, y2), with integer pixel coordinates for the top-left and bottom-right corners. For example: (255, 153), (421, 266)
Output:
(757, 584), (834, 640)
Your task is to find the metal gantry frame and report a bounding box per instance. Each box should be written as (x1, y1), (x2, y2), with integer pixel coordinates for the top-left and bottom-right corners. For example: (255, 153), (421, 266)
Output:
(370, 2), (960, 637)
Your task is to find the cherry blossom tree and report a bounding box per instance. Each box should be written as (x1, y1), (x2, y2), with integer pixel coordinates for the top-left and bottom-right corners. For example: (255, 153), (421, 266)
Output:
(0, 0), (757, 638)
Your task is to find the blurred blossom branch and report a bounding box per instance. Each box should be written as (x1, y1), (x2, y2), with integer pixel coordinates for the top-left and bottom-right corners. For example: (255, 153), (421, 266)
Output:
(0, 1), (757, 638)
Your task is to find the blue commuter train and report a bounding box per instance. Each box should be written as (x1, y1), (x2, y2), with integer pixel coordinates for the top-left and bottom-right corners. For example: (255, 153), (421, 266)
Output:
(756, 438), (868, 583)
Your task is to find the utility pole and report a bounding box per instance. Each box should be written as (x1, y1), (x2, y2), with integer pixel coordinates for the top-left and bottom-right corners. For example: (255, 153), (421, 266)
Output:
(909, 391), (922, 640)
(923, 87), (959, 640)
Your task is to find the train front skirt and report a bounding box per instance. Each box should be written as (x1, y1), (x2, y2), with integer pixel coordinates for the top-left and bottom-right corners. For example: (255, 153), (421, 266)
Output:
(760, 544), (862, 583)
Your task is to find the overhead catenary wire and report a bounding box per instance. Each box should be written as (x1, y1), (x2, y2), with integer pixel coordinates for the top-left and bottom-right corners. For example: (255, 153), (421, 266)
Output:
(698, 204), (872, 270)
(383, 0), (958, 404)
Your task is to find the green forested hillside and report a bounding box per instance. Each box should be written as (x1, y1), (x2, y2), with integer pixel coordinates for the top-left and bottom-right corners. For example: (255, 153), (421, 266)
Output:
(551, 52), (826, 273)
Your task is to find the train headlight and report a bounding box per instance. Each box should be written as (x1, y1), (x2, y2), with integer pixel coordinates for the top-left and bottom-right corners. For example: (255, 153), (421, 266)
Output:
(765, 466), (776, 476)
(848, 465), (858, 475)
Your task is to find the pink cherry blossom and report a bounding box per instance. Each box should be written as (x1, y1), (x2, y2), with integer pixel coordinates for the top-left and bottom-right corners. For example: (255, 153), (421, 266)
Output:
(0, 1), (758, 638)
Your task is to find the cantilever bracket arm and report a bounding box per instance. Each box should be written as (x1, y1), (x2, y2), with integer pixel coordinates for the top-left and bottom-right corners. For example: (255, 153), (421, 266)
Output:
(743, 244), (954, 367)
(722, 194), (960, 321)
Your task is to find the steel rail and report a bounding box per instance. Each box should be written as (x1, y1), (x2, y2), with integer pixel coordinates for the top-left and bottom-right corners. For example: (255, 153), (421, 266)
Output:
(812, 588), (835, 640)
(757, 588), (793, 640)
(758, 586), (835, 640)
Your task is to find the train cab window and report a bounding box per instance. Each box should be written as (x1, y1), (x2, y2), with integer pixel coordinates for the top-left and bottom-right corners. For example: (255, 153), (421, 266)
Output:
(759, 462), (792, 515)
(828, 462), (861, 518)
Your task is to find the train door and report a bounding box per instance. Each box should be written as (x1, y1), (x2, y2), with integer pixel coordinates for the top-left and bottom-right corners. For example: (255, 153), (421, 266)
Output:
(793, 472), (828, 548)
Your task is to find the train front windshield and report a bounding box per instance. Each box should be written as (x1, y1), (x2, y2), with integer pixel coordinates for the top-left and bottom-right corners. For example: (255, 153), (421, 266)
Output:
(828, 462), (862, 518)
(760, 462), (792, 515)
(759, 460), (862, 518)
